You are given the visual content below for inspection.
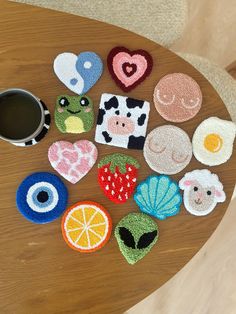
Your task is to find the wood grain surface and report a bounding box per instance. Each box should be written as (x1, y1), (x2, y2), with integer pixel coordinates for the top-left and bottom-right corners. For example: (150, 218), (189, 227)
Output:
(0, 1), (235, 313)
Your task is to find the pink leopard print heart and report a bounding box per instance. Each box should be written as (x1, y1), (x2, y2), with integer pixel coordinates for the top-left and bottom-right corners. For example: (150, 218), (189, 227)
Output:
(107, 46), (153, 92)
(48, 140), (98, 184)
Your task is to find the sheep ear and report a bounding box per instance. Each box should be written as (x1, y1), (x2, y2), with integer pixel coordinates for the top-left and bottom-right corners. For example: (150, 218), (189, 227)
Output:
(183, 180), (193, 187)
(179, 178), (193, 190)
(215, 190), (226, 202)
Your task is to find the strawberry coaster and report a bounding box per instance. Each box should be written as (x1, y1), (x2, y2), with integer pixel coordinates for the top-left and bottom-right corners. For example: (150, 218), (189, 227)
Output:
(48, 140), (98, 184)
(107, 47), (153, 92)
(98, 153), (140, 204)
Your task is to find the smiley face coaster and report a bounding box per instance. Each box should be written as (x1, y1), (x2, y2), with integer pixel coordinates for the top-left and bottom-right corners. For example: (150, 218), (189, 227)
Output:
(179, 169), (226, 216)
(16, 172), (68, 224)
(192, 117), (236, 166)
(115, 213), (158, 265)
(95, 93), (150, 150)
(154, 73), (202, 122)
(55, 95), (94, 134)
(144, 125), (192, 175)
(134, 175), (182, 220)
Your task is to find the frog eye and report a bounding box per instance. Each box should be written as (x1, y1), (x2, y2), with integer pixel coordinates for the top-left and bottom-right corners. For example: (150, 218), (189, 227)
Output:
(80, 97), (90, 106)
(59, 97), (69, 107)
(16, 172), (68, 224)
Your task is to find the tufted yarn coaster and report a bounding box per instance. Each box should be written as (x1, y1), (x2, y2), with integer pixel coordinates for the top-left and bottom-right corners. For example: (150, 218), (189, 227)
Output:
(53, 51), (103, 95)
(153, 73), (202, 123)
(134, 175), (182, 220)
(54, 95), (94, 134)
(61, 201), (112, 253)
(98, 153), (140, 204)
(48, 140), (98, 184)
(192, 117), (236, 166)
(12, 100), (51, 147)
(179, 169), (226, 216)
(115, 212), (158, 265)
(144, 125), (192, 175)
(95, 93), (150, 150)
(107, 47), (153, 92)
(16, 172), (68, 224)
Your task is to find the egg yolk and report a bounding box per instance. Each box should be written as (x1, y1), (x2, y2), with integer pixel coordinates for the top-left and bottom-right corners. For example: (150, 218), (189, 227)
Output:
(204, 133), (223, 153)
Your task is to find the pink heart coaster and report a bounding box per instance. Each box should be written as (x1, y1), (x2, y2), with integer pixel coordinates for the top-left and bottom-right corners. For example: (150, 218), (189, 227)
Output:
(107, 47), (153, 92)
(48, 140), (98, 184)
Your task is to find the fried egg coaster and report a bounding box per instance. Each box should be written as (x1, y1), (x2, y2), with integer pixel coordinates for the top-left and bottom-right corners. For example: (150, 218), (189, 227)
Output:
(144, 125), (192, 175)
(154, 73), (202, 122)
(115, 213), (158, 265)
(95, 93), (150, 150)
(16, 172), (68, 224)
(55, 95), (94, 134)
(61, 201), (112, 253)
(179, 169), (226, 216)
(134, 175), (182, 220)
(192, 117), (236, 166)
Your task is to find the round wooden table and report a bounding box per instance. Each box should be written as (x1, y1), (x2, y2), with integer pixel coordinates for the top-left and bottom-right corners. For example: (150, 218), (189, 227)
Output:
(0, 1), (235, 313)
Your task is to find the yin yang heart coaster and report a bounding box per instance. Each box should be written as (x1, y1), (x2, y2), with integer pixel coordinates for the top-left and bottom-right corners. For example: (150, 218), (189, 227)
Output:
(107, 47), (153, 92)
(16, 172), (68, 224)
(115, 213), (158, 264)
(53, 51), (103, 95)
(48, 140), (98, 184)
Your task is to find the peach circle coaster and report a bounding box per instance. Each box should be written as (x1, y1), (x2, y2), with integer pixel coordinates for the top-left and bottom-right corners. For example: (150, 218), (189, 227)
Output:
(144, 125), (192, 175)
(154, 73), (202, 123)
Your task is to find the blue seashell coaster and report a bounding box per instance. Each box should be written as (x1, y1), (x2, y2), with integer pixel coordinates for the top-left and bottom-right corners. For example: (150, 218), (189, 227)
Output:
(134, 175), (182, 220)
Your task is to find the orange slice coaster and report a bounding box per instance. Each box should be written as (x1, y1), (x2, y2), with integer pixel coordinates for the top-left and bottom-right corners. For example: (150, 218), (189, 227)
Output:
(61, 201), (112, 253)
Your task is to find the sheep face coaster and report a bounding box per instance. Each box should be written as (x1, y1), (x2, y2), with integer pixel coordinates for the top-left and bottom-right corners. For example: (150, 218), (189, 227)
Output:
(144, 125), (192, 175)
(95, 93), (150, 150)
(98, 153), (140, 204)
(53, 51), (103, 94)
(115, 213), (158, 264)
(179, 169), (226, 216)
(192, 117), (236, 166)
(154, 73), (202, 122)
(48, 140), (98, 184)
(62, 201), (112, 253)
(16, 172), (68, 224)
(55, 95), (94, 134)
(134, 175), (182, 220)
(107, 47), (153, 92)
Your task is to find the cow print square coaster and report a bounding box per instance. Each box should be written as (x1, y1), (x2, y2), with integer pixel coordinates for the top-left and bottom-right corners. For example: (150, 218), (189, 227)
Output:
(95, 93), (150, 150)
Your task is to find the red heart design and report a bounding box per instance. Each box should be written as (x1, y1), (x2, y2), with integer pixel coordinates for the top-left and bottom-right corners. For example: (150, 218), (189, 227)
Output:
(107, 46), (153, 92)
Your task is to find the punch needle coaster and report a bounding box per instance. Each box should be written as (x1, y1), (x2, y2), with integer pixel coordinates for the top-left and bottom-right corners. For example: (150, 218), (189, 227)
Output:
(153, 73), (202, 122)
(54, 95), (94, 134)
(61, 201), (112, 253)
(179, 169), (226, 216)
(98, 153), (140, 204)
(115, 213), (158, 265)
(192, 117), (236, 166)
(144, 125), (192, 175)
(95, 93), (150, 150)
(134, 175), (182, 220)
(54, 51), (103, 94)
(48, 140), (98, 184)
(16, 172), (68, 224)
(107, 46), (153, 92)
(13, 100), (51, 147)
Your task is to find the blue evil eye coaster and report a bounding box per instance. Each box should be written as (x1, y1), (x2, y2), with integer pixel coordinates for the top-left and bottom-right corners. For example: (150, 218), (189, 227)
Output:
(134, 175), (182, 220)
(53, 51), (103, 95)
(16, 172), (68, 224)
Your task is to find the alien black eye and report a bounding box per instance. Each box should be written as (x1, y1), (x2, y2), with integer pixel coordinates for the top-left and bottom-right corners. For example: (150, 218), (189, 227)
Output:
(194, 186), (198, 192)
(207, 190), (212, 195)
(59, 97), (69, 107)
(80, 97), (89, 106)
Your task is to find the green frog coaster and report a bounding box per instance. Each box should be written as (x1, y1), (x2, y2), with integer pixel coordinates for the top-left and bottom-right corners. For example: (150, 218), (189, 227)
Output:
(55, 95), (94, 134)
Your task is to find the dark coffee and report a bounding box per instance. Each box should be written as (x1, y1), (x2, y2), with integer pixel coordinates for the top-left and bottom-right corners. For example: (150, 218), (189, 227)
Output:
(0, 91), (42, 140)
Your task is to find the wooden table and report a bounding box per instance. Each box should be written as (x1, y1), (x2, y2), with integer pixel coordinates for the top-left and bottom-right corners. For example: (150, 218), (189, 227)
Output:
(0, 1), (235, 313)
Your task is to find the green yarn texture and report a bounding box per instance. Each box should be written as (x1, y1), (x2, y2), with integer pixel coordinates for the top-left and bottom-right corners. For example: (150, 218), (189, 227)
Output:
(98, 153), (140, 174)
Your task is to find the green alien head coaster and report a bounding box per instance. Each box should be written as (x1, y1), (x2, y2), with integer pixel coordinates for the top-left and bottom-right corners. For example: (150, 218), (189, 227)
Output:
(55, 94), (94, 134)
(115, 213), (159, 265)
